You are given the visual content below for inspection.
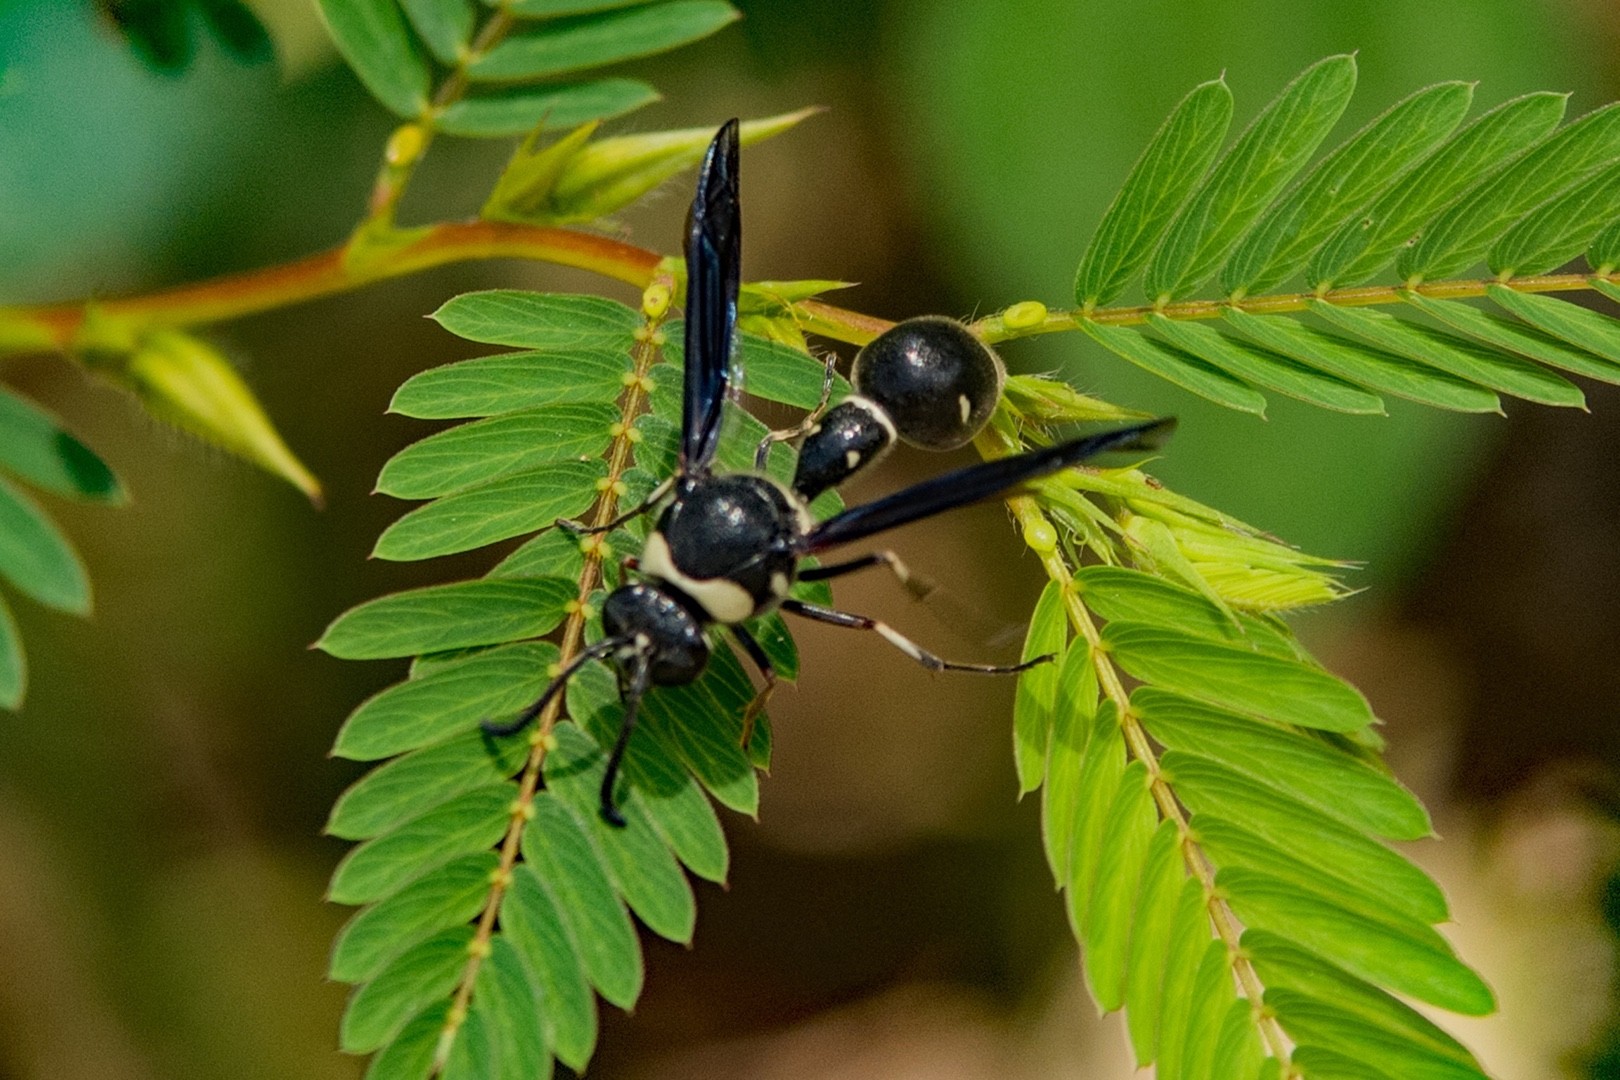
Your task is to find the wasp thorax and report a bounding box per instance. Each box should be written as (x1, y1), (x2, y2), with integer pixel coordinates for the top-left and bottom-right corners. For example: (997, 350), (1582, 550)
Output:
(602, 584), (711, 686)
(641, 475), (801, 623)
(851, 316), (1005, 451)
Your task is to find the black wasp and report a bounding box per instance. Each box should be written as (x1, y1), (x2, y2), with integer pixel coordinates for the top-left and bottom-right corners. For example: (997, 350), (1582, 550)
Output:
(489, 119), (1173, 826)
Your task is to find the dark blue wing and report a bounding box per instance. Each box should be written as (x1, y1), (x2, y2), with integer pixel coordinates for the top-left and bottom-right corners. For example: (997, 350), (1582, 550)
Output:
(681, 118), (741, 475)
(801, 418), (1176, 553)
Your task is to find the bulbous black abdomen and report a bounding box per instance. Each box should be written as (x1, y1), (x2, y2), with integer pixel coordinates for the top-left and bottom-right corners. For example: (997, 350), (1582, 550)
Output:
(851, 316), (1004, 451)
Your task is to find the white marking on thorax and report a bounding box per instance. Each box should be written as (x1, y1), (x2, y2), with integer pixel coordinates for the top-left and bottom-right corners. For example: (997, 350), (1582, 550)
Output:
(844, 394), (897, 442)
(640, 532), (756, 624)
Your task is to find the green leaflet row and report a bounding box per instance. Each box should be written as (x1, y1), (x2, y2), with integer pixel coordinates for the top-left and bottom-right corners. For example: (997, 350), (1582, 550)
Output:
(1015, 566), (1494, 1080)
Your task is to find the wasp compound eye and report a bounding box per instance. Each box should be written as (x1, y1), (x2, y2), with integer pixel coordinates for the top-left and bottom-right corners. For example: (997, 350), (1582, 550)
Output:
(850, 316), (1005, 451)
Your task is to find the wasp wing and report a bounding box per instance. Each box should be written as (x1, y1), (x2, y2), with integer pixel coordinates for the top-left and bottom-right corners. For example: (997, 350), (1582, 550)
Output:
(681, 118), (742, 476)
(800, 418), (1176, 553)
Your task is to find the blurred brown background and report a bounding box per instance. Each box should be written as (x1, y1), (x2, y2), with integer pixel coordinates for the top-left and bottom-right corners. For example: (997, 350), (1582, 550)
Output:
(2, 0), (1619, 1076)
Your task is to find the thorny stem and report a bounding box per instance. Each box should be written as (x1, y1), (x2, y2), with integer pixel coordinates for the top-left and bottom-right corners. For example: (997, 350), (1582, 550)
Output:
(438, 274), (673, 1059)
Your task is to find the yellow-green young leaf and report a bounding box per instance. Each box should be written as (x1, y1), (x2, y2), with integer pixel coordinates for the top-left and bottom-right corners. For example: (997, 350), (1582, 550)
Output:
(543, 725), (697, 944)
(1270, 990), (1483, 1080)
(0, 388), (123, 502)
(737, 334), (851, 410)
(472, 937), (550, 1080)
(501, 866), (597, 1070)
(1309, 92), (1568, 289)
(1223, 81), (1474, 298)
(1147, 315), (1385, 415)
(1081, 320), (1267, 415)
(398, 0), (472, 65)
(315, 0), (431, 118)
(1074, 77), (1235, 308)
(441, 78), (659, 138)
(520, 796), (643, 1008)
(1244, 930), (1487, 1078)
(0, 476), (89, 614)
(1256, 1057), (1285, 1080)
(378, 403), (618, 499)
(363, 1001), (444, 1080)
(469, 1), (738, 81)
(391, 348), (634, 419)
(116, 330), (320, 500)
(1308, 301), (1582, 407)
(1488, 283), (1620, 364)
(1133, 688), (1430, 840)
(430, 291), (640, 350)
(1144, 55), (1358, 303)
(1402, 101), (1620, 282)
(1002, 375), (1149, 424)
(329, 851), (497, 983)
(440, 1005), (496, 1080)
(1222, 309), (1501, 413)
(327, 728), (530, 840)
(341, 926), (474, 1053)
(1179, 937), (1240, 1080)
(569, 659), (729, 883)
(1041, 641), (1098, 884)
(1404, 293), (1620, 385)
(1081, 760), (1156, 1011)
(1210, 998), (1266, 1080)
(373, 458), (606, 561)
(1491, 158), (1620, 277)
(1154, 881), (1217, 1078)
(317, 577), (576, 661)
(1124, 819), (1185, 1065)
(1065, 702), (1127, 934)
(1289, 1045), (1400, 1080)
(0, 594), (21, 709)
(1014, 581), (1067, 793)
(1102, 622), (1374, 733)
(1076, 566), (1297, 659)
(329, 784), (515, 905)
(333, 642), (557, 760)
(539, 108), (816, 225)
(1217, 866), (1495, 1016)
(483, 121), (605, 224)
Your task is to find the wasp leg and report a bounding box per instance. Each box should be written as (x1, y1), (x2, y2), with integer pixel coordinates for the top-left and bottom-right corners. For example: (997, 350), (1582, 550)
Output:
(729, 624), (777, 750)
(481, 638), (621, 738)
(797, 549), (940, 603)
(780, 598), (1053, 674)
(557, 476), (674, 536)
(600, 655), (652, 828)
(754, 352), (840, 470)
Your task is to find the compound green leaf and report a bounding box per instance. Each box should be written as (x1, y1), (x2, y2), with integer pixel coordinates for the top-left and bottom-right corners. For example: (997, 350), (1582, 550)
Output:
(330, 784), (515, 905)
(1210, 998), (1266, 1080)
(0, 476), (89, 614)
(1488, 283), (1620, 363)
(330, 851), (497, 983)
(431, 292), (640, 350)
(469, 1), (738, 81)
(1103, 622), (1373, 732)
(363, 1001), (443, 1080)
(1402, 101), (1620, 281)
(520, 796), (643, 1008)
(1145, 55), (1357, 302)
(328, 728), (529, 840)
(1403, 293), (1620, 385)
(1147, 315), (1385, 415)
(1291, 1046), (1396, 1080)
(1065, 702), (1127, 934)
(0, 594), (20, 709)
(439, 78), (659, 137)
(1218, 866), (1494, 1015)
(639, 676), (758, 815)
(1014, 580), (1067, 793)
(1075, 77), (1234, 307)
(342, 926), (474, 1054)
(1081, 760), (1156, 1011)
(391, 349), (633, 419)
(1491, 158), (1620, 276)
(440, 1005), (497, 1080)
(1222, 308), (1501, 412)
(501, 866), (597, 1070)
(333, 642), (557, 759)
(1155, 881), (1217, 1078)
(1041, 640), (1098, 884)
(1180, 937), (1239, 1080)
(315, 0), (432, 118)
(1271, 991), (1482, 1080)
(1124, 819), (1185, 1065)
(507, 0), (653, 14)
(473, 937), (551, 1080)
(399, 0), (473, 65)
(1133, 688), (1429, 839)
(1591, 220), (1620, 270)
(0, 388), (123, 502)
(374, 458), (605, 560)
(1076, 566), (1299, 659)
(736, 333), (850, 409)
(490, 528), (587, 581)
(1223, 81), (1473, 297)
(1310, 92), (1568, 288)
(318, 577), (575, 660)
(1081, 320), (1267, 414)
(378, 403), (617, 499)
(1308, 301), (1582, 407)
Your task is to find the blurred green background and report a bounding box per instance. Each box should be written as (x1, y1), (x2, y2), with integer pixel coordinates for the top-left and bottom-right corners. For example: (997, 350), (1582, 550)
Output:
(2, 0), (1619, 1076)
